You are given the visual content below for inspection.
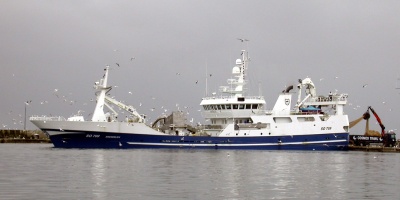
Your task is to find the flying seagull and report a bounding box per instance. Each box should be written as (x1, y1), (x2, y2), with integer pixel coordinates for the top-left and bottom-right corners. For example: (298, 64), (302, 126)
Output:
(237, 38), (249, 42)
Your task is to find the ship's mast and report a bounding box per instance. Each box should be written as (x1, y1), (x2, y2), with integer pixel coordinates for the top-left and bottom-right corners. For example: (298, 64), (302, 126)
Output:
(220, 50), (248, 97)
(91, 66), (110, 122)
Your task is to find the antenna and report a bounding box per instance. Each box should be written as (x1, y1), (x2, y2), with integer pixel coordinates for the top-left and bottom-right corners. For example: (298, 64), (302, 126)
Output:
(205, 59), (208, 96)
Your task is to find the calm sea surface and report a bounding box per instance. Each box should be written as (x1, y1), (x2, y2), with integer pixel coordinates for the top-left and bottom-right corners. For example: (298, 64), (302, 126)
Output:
(0, 144), (399, 200)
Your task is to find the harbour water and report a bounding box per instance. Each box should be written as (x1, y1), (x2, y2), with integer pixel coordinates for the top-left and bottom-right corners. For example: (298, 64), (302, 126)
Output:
(0, 144), (399, 200)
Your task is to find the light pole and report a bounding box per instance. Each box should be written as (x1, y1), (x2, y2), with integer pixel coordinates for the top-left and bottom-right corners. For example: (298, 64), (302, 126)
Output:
(24, 100), (31, 130)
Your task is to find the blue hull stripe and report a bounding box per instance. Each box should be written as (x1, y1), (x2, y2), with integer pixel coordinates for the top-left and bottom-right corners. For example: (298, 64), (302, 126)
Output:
(127, 139), (347, 147)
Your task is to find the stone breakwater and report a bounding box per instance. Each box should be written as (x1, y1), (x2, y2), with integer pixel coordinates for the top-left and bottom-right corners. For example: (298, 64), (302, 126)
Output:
(0, 129), (50, 143)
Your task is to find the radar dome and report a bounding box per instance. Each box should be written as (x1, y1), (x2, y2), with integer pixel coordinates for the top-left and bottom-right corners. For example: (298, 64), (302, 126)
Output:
(236, 59), (242, 65)
(232, 66), (240, 74)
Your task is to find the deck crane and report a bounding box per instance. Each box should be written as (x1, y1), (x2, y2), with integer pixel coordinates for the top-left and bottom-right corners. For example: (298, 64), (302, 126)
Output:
(103, 95), (145, 123)
(91, 66), (145, 123)
(295, 78), (317, 111)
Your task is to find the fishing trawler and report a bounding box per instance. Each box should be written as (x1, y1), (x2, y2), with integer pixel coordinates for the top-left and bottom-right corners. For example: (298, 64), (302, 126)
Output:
(30, 50), (349, 150)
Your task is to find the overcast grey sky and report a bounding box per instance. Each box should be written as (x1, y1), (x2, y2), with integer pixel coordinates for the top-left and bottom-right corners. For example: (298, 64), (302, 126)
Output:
(1, 0), (399, 134)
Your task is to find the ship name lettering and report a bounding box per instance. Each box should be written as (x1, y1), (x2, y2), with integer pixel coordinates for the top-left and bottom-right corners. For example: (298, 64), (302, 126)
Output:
(321, 127), (332, 130)
(105, 136), (120, 139)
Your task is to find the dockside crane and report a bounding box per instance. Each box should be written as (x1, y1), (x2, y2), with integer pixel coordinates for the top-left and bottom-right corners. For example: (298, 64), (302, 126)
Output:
(349, 106), (396, 147)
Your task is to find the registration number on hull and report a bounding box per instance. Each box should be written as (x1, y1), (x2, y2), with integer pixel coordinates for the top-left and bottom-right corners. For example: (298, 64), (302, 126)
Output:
(86, 134), (100, 138)
(321, 127), (332, 130)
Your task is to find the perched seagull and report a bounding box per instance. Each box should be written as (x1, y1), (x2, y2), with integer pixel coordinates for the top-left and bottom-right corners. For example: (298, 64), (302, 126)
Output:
(25, 100), (32, 106)
(195, 80), (198, 84)
(130, 57), (135, 61)
(362, 84), (368, 88)
(116, 63), (120, 67)
(128, 91), (132, 95)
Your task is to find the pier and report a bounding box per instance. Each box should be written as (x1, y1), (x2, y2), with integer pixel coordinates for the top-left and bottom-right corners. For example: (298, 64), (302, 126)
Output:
(348, 145), (400, 153)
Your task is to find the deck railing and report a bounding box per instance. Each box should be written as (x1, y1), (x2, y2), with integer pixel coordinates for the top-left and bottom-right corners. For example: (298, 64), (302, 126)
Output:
(29, 116), (66, 121)
(201, 96), (264, 101)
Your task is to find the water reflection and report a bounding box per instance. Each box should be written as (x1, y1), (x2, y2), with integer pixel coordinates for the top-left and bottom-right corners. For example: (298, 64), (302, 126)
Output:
(90, 150), (106, 199)
(212, 151), (352, 199)
(2, 145), (399, 200)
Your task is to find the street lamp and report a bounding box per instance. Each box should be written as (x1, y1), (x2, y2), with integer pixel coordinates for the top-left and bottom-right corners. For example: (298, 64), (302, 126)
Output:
(24, 100), (31, 130)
